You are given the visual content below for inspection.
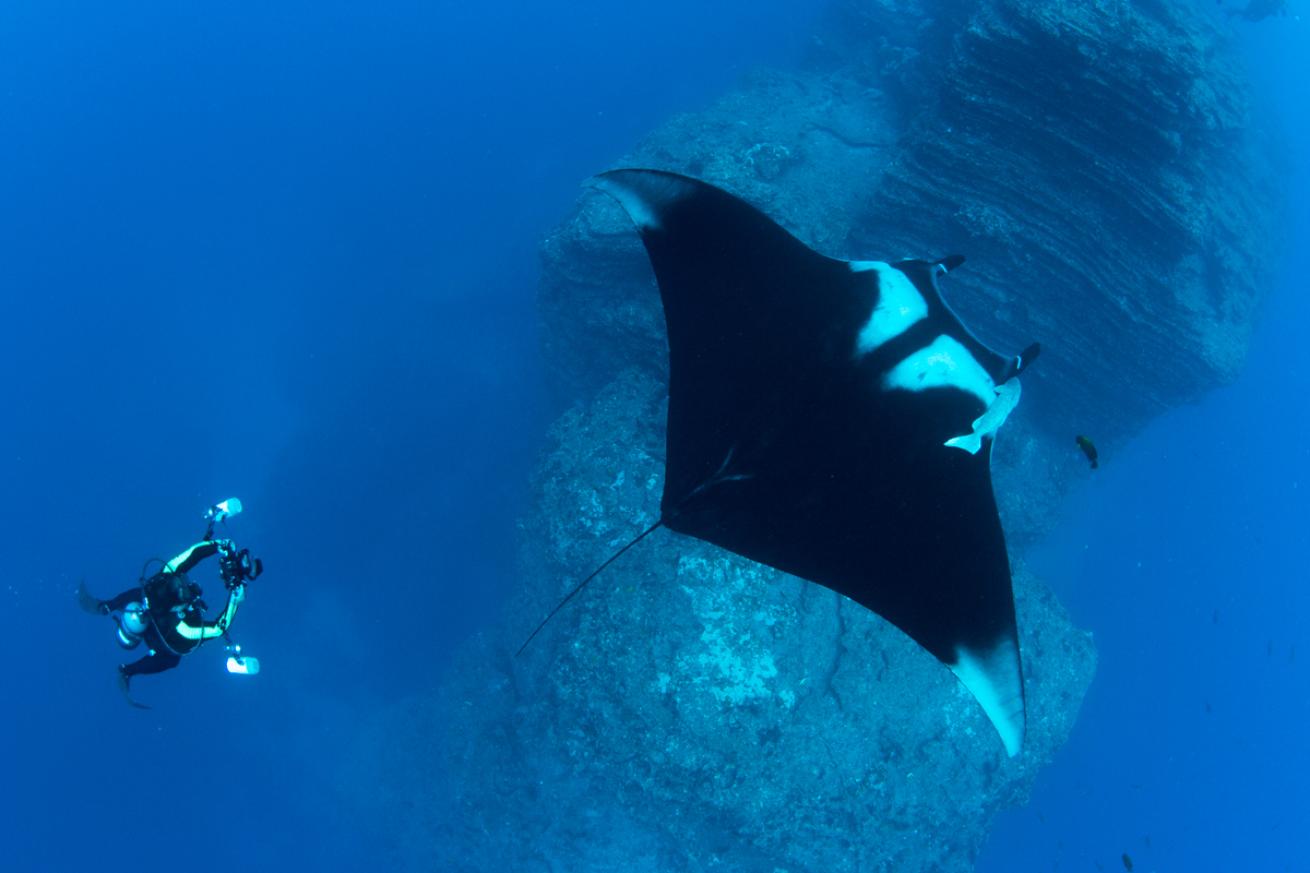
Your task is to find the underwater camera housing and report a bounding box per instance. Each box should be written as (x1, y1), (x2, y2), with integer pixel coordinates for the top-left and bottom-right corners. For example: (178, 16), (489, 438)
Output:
(205, 497), (264, 590)
(219, 546), (263, 591)
(204, 497), (264, 677)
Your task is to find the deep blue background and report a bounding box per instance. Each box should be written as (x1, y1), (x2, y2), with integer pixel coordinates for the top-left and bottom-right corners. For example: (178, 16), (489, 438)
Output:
(1, 2), (1302, 871)
(0, 1), (812, 870)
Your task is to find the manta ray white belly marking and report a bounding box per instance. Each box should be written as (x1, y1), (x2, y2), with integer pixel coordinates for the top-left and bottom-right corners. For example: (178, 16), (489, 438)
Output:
(882, 335), (996, 407)
(590, 172), (697, 233)
(950, 643), (1026, 758)
(945, 377), (1022, 454)
(851, 261), (928, 355)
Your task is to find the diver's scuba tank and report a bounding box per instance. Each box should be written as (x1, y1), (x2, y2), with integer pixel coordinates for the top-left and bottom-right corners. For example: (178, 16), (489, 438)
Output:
(115, 603), (149, 649)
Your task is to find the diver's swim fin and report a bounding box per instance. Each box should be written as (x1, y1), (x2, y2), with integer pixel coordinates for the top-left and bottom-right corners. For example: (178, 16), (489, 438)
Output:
(117, 667), (150, 710)
(77, 580), (107, 616)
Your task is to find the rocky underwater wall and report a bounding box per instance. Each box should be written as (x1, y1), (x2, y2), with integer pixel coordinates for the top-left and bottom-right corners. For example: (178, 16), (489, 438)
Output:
(829, 0), (1281, 437)
(350, 2), (1280, 871)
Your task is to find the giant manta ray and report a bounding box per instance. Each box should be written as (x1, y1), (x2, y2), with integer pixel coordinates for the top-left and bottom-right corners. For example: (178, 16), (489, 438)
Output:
(522, 169), (1040, 757)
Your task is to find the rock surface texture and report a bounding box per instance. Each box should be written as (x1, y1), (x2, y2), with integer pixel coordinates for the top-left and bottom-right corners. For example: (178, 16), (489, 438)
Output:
(830, 0), (1280, 436)
(355, 2), (1279, 871)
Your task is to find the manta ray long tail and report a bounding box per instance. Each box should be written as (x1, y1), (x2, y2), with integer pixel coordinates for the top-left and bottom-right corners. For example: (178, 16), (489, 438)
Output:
(514, 518), (665, 656)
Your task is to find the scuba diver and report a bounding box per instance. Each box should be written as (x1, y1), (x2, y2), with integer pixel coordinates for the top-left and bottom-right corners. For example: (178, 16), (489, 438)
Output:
(78, 498), (263, 708)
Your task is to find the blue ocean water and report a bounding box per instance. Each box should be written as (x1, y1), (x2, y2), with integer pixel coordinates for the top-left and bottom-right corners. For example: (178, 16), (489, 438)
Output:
(1, 2), (1303, 872)
(0, 2), (813, 871)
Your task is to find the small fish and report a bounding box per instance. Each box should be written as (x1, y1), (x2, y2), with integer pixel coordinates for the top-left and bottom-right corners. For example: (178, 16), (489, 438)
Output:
(1076, 435), (1099, 469)
(1122, 852), (1134, 872)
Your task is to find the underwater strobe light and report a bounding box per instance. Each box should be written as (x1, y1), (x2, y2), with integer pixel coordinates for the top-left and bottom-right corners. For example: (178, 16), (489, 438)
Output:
(204, 497), (243, 524)
(225, 644), (260, 676)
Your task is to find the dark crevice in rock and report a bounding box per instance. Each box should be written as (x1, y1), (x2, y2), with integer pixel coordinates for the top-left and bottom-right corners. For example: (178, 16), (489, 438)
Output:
(822, 594), (848, 712)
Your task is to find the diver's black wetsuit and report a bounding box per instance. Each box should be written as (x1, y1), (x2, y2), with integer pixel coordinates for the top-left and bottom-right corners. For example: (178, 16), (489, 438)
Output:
(104, 540), (237, 679)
